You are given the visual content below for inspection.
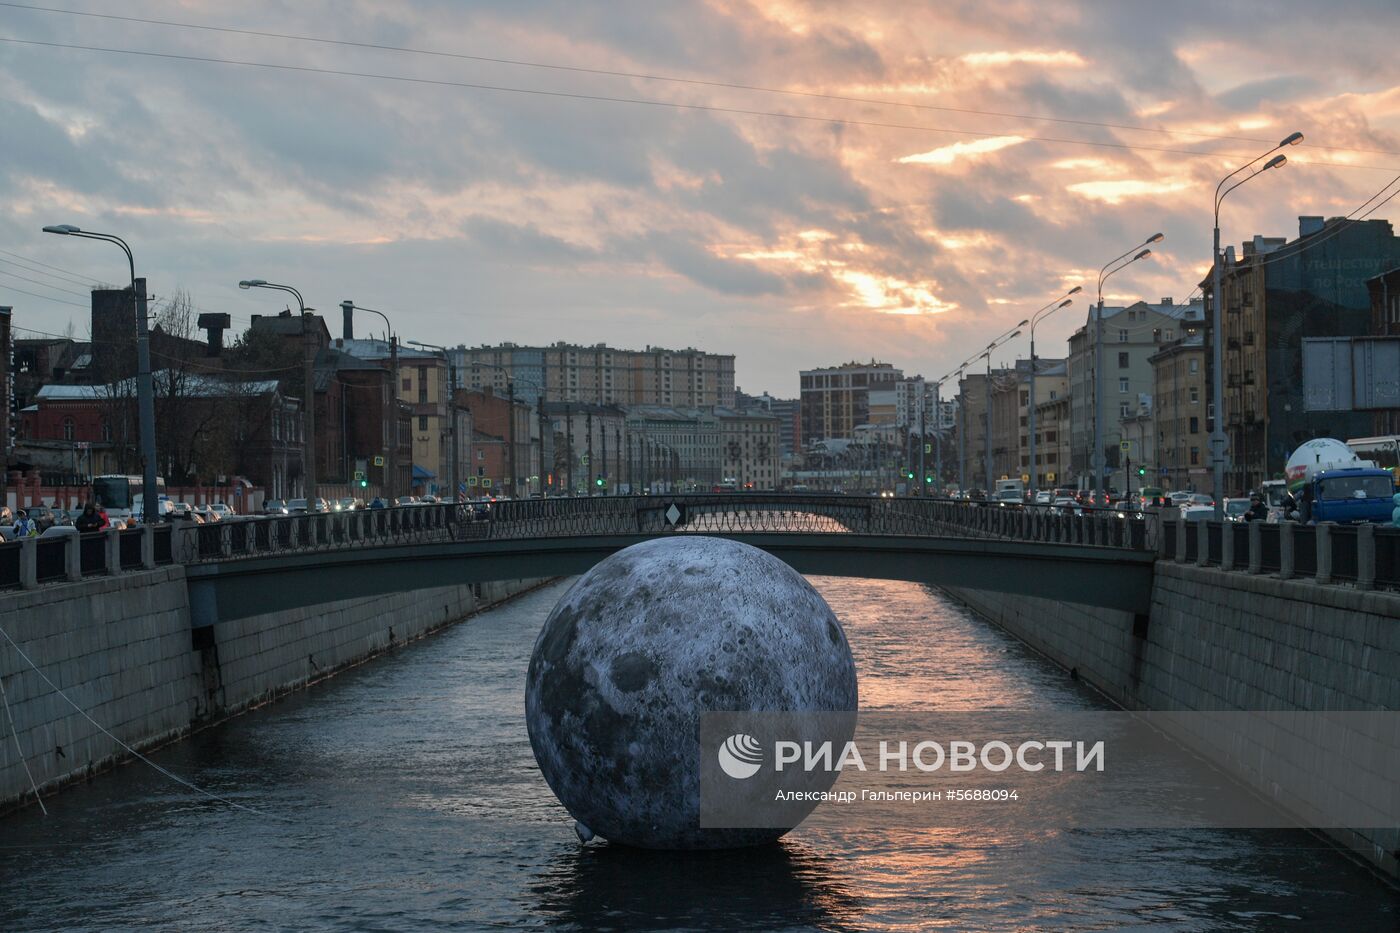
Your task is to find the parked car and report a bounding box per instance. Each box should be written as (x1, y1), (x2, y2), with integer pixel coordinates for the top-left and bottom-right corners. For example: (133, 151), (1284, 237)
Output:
(264, 499), (289, 516)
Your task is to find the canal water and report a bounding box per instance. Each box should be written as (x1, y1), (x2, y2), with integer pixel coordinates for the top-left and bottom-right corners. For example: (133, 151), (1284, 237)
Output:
(1, 578), (1395, 931)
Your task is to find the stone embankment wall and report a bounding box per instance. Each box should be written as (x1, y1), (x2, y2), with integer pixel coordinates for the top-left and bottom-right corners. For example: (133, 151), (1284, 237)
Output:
(0, 569), (547, 812)
(944, 560), (1400, 879)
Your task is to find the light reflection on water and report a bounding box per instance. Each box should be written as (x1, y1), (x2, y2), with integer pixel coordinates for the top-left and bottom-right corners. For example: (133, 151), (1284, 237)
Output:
(0, 577), (1394, 931)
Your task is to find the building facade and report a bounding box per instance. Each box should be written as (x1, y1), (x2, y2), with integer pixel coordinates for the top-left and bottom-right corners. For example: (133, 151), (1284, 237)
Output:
(1150, 335), (1208, 493)
(799, 360), (903, 443)
(452, 342), (736, 409)
(1067, 298), (1203, 487)
(716, 407), (780, 489)
(1203, 216), (1400, 490)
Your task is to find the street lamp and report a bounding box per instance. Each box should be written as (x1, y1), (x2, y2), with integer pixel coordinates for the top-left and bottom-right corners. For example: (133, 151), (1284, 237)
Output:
(341, 302), (399, 501)
(407, 340), (460, 503)
(1092, 235), (1161, 497)
(43, 224), (159, 522)
(982, 323), (1026, 494)
(1210, 131), (1301, 518)
(1028, 286), (1082, 495)
(238, 279), (318, 499)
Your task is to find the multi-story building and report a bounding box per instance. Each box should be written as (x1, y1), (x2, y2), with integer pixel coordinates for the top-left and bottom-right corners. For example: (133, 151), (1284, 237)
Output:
(985, 360), (1069, 486)
(1067, 298), (1203, 486)
(1032, 393), (1071, 490)
(735, 389), (800, 456)
(716, 407), (780, 489)
(340, 338), (450, 494)
(1150, 335), (1208, 493)
(799, 360), (903, 443)
(542, 401), (627, 495)
(624, 405), (722, 490)
(1021, 360), (1068, 488)
(1364, 267), (1400, 436)
(460, 387), (542, 496)
(955, 370), (992, 492)
(1203, 216), (1400, 490)
(451, 342), (735, 408)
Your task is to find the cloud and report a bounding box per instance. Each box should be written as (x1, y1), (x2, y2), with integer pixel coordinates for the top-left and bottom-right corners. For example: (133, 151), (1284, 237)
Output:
(896, 136), (1026, 166)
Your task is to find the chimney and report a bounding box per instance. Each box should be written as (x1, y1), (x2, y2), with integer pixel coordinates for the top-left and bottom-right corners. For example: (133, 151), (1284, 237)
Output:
(341, 300), (354, 341)
(1299, 215), (1325, 237)
(1161, 297), (1172, 305)
(196, 313), (231, 357)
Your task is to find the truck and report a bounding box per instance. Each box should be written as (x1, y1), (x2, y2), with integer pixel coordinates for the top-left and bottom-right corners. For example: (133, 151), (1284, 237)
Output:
(1283, 438), (1396, 524)
(992, 478), (1025, 505)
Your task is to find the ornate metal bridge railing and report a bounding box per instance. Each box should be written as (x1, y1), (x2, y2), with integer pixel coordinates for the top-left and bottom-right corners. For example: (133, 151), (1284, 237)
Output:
(174, 495), (1158, 565)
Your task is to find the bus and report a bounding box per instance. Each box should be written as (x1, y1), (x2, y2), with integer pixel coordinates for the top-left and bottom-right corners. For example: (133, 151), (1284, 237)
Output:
(1346, 435), (1400, 483)
(91, 475), (168, 521)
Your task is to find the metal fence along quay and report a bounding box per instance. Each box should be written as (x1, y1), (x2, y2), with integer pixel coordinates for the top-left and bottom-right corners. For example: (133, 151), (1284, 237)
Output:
(0, 495), (1396, 592)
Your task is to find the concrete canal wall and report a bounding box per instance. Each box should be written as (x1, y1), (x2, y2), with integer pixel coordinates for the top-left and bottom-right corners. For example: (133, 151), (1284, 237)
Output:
(0, 568), (549, 813)
(944, 560), (1400, 880)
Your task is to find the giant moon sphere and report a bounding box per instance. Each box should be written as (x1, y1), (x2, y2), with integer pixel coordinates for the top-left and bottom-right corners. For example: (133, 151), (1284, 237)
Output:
(525, 536), (858, 849)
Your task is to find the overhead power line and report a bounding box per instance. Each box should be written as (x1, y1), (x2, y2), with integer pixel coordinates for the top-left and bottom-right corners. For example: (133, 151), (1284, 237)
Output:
(1, 34), (1398, 173)
(1, 0), (1395, 159)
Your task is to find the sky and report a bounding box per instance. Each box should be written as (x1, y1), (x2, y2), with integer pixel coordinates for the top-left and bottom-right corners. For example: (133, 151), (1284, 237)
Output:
(3, 1), (1400, 397)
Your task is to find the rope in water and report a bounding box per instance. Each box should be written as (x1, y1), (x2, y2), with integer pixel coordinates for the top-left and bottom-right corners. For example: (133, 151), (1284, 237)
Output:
(0, 621), (290, 821)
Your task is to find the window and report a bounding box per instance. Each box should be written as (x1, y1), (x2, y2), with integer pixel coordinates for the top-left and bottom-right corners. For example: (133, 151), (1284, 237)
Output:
(1189, 416), (1199, 434)
(418, 416), (428, 431)
(1119, 378), (1129, 393)
(402, 377), (411, 392)
(1189, 359), (1199, 374)
(62, 417), (75, 441)
(100, 419), (112, 442)
(1190, 446), (1200, 465)
(1118, 352), (1129, 368)
(1119, 329), (1128, 342)
(1189, 388), (1199, 404)
(1119, 402), (1130, 418)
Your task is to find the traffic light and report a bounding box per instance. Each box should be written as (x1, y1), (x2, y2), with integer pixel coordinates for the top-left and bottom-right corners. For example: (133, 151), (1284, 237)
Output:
(596, 474), (605, 487)
(359, 478), (368, 488)
(1137, 466), (1146, 477)
(905, 470), (915, 480)
(925, 474), (934, 485)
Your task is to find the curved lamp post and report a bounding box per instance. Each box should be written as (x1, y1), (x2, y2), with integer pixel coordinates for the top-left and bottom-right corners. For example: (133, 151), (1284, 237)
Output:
(1027, 287), (1082, 494)
(1210, 131), (1301, 517)
(43, 224), (159, 521)
(239, 279), (317, 499)
(982, 323), (1027, 494)
(1092, 235), (1161, 497)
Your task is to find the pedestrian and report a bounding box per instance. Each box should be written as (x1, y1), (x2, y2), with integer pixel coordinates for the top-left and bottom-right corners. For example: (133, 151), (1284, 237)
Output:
(12, 510), (37, 537)
(74, 502), (107, 533)
(1244, 493), (1268, 522)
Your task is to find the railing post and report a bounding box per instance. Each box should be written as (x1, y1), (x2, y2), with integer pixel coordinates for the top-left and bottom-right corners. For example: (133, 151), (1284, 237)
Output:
(142, 523), (156, 569)
(306, 516), (318, 548)
(1174, 513), (1187, 563)
(1315, 522), (1333, 585)
(220, 524), (233, 559)
(1120, 514), (1131, 551)
(1278, 521), (1295, 580)
(64, 532), (81, 582)
(19, 537), (37, 589)
(105, 527), (121, 574)
(1195, 519), (1210, 567)
(1220, 519), (1235, 572)
(1357, 523), (1375, 591)
(1248, 519), (1262, 574)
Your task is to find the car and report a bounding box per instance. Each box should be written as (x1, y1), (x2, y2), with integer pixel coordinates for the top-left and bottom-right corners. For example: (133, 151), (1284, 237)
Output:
(1167, 490), (1193, 506)
(395, 496), (417, 507)
(418, 494), (440, 505)
(287, 498), (309, 514)
(264, 499), (289, 516)
(209, 503), (235, 520)
(334, 497), (363, 512)
(1051, 496), (1082, 515)
(1033, 490), (1053, 505)
(192, 505), (220, 522)
(1181, 505), (1214, 522)
(1187, 493), (1215, 507)
(1224, 498), (1252, 522)
(308, 497), (331, 514)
